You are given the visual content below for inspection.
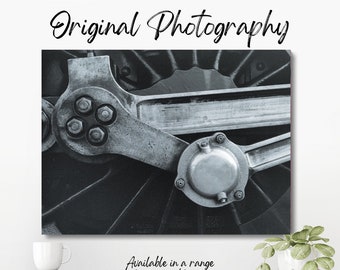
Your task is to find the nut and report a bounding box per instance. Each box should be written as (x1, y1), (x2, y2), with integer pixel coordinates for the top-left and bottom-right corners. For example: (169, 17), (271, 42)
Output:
(217, 192), (227, 204)
(88, 126), (107, 145)
(234, 190), (244, 200)
(66, 118), (84, 136)
(75, 96), (93, 114)
(175, 178), (185, 189)
(215, 133), (226, 144)
(200, 141), (208, 147)
(96, 105), (116, 124)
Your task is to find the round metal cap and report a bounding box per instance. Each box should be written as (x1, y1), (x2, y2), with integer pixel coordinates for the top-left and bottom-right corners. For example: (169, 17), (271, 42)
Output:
(188, 148), (239, 197)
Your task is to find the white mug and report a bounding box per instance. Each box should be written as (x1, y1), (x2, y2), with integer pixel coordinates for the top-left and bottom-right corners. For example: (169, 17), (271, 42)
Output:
(33, 242), (71, 270)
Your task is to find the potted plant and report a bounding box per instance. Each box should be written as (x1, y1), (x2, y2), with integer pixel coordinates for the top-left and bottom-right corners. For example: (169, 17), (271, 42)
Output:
(254, 225), (335, 270)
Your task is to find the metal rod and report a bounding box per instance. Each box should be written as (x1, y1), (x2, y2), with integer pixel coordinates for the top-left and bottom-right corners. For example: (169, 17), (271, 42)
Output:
(250, 62), (290, 86)
(279, 163), (291, 172)
(192, 50), (198, 66)
(131, 50), (162, 82)
(135, 84), (290, 135)
(243, 132), (291, 173)
(42, 168), (113, 218)
(213, 50), (223, 70)
(229, 203), (242, 226)
(197, 206), (205, 234)
(61, 50), (78, 58)
(105, 171), (160, 234)
(166, 50), (178, 70)
(230, 50), (254, 80)
(157, 187), (177, 234)
(249, 177), (273, 205)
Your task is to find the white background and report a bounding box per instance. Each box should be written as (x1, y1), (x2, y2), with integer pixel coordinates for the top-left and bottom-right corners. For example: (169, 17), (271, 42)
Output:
(1, 0), (339, 269)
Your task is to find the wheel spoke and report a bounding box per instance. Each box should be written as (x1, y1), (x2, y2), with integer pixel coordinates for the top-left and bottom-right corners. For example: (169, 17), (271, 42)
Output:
(105, 171), (160, 234)
(131, 50), (162, 82)
(250, 62), (290, 86)
(249, 177), (273, 205)
(42, 168), (113, 219)
(213, 50), (223, 70)
(230, 50), (255, 80)
(166, 50), (178, 70)
(196, 206), (205, 234)
(61, 50), (78, 58)
(229, 203), (242, 226)
(279, 163), (291, 172)
(157, 186), (178, 234)
(192, 50), (198, 66)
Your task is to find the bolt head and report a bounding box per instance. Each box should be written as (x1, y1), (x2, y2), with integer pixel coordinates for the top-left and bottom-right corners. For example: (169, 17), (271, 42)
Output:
(217, 191), (228, 204)
(175, 178), (185, 189)
(88, 126), (107, 145)
(234, 190), (244, 200)
(96, 105), (116, 124)
(66, 118), (84, 136)
(76, 97), (93, 114)
(200, 141), (208, 148)
(215, 133), (226, 144)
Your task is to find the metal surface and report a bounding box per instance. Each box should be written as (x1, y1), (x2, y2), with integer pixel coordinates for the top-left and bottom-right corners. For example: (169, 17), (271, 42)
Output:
(242, 133), (291, 173)
(53, 86), (188, 172)
(175, 133), (249, 208)
(175, 132), (290, 207)
(62, 56), (290, 135)
(42, 99), (56, 151)
(51, 54), (291, 208)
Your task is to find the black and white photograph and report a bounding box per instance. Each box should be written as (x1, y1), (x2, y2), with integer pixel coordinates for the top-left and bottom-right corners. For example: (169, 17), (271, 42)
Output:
(42, 50), (291, 235)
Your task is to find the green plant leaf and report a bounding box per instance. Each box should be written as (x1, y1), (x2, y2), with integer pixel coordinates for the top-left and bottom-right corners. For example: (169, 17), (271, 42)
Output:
(315, 257), (335, 270)
(309, 236), (330, 243)
(304, 225), (313, 232)
(302, 261), (318, 270)
(256, 263), (271, 270)
(291, 244), (312, 260)
(310, 226), (325, 236)
(314, 244), (335, 257)
(292, 229), (309, 242)
(264, 237), (283, 242)
(254, 243), (267, 250)
(274, 241), (291, 251)
(262, 246), (275, 259)
(284, 234), (291, 241)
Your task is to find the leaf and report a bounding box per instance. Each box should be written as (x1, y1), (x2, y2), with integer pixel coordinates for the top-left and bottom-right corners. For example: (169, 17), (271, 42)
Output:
(309, 236), (329, 243)
(315, 257), (335, 270)
(314, 244), (335, 257)
(292, 229), (309, 242)
(302, 261), (318, 270)
(256, 263), (271, 270)
(304, 225), (313, 232)
(284, 234), (291, 241)
(274, 241), (291, 251)
(262, 246), (275, 259)
(310, 226), (325, 236)
(264, 237), (283, 242)
(254, 243), (267, 250)
(291, 244), (312, 260)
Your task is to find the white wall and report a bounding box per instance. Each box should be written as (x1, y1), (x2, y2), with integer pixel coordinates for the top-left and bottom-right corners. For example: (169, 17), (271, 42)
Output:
(1, 1), (340, 269)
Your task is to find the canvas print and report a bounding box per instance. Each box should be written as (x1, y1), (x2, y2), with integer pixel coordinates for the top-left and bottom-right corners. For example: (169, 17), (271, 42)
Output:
(42, 50), (291, 234)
